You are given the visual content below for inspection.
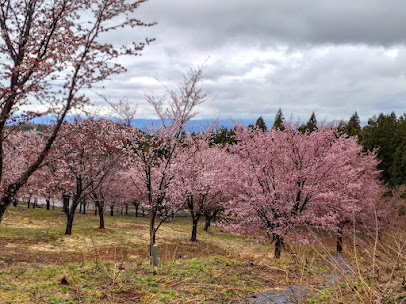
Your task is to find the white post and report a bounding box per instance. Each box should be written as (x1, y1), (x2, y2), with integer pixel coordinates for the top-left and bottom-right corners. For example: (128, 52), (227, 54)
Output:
(152, 244), (159, 266)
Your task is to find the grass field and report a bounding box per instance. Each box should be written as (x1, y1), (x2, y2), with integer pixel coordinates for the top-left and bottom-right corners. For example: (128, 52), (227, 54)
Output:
(0, 205), (405, 303)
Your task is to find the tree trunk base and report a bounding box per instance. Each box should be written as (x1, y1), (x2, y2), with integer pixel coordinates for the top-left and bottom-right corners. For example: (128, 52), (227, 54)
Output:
(0, 203), (8, 224)
(274, 235), (284, 259)
(337, 234), (343, 253)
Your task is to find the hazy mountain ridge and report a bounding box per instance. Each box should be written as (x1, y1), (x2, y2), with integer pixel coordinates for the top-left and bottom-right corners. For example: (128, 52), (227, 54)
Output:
(30, 116), (258, 132)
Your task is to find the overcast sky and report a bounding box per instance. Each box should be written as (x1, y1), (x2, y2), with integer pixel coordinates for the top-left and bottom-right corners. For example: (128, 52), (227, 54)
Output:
(93, 0), (406, 123)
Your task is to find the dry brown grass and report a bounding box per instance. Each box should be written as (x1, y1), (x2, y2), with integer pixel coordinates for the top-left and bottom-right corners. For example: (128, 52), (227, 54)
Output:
(0, 206), (319, 303)
(302, 219), (406, 304)
(1, 205), (405, 303)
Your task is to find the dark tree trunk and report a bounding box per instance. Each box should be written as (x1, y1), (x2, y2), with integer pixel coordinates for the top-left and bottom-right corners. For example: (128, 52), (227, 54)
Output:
(337, 228), (343, 253)
(274, 234), (284, 259)
(96, 201), (105, 229)
(133, 202), (139, 217)
(191, 216), (200, 242)
(65, 212), (75, 235)
(204, 217), (210, 231)
(79, 201), (82, 213)
(62, 195), (70, 214)
(125, 204), (128, 215)
(99, 210), (105, 229)
(142, 207), (145, 217)
(0, 201), (8, 223)
(27, 199), (30, 209)
(0, 192), (14, 222)
(46, 198), (50, 210)
(120, 207), (123, 216)
(110, 205), (114, 216)
(83, 201), (86, 214)
(203, 210), (218, 232)
(52, 200), (55, 210)
(64, 194), (81, 235)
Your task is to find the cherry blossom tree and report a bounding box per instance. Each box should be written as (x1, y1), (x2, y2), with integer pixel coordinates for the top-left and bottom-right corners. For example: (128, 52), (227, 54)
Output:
(20, 163), (55, 210)
(226, 125), (383, 258)
(113, 169), (147, 217)
(2, 129), (47, 208)
(0, 0), (154, 223)
(172, 138), (232, 241)
(124, 66), (206, 254)
(48, 118), (123, 234)
(304, 139), (385, 252)
(89, 173), (116, 229)
(89, 168), (136, 228)
(105, 97), (138, 127)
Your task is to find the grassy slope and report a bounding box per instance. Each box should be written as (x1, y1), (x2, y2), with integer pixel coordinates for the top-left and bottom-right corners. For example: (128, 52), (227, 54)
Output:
(0, 205), (405, 303)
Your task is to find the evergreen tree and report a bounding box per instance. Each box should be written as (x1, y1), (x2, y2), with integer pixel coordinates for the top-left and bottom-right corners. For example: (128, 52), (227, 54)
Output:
(273, 108), (285, 131)
(389, 115), (406, 186)
(299, 112), (318, 133)
(337, 120), (347, 135)
(255, 116), (267, 131)
(345, 112), (361, 137)
(210, 127), (236, 146)
(361, 112), (398, 185)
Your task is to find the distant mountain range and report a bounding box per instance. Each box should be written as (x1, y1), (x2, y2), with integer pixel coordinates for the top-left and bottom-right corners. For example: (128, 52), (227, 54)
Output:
(30, 116), (262, 132)
(29, 115), (368, 130)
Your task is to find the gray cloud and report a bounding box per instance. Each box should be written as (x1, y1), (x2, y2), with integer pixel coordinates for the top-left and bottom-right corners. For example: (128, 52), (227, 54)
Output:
(138, 0), (406, 48)
(90, 0), (406, 123)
